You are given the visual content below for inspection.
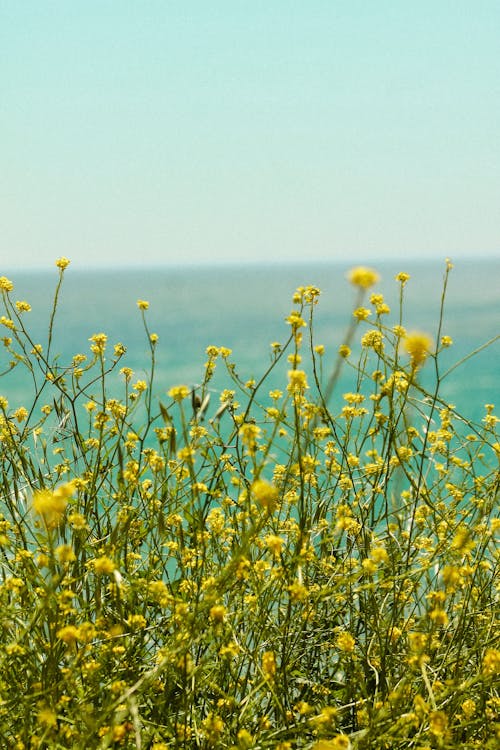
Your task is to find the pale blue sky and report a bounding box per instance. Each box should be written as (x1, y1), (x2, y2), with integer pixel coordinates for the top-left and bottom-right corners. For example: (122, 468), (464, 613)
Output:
(2, 1), (499, 269)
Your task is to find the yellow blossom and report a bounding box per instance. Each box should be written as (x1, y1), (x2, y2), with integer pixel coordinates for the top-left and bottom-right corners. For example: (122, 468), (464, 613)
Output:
(37, 707), (58, 728)
(168, 385), (190, 402)
(403, 332), (433, 369)
(335, 631), (356, 653)
(89, 332), (108, 355)
(265, 534), (284, 556)
(56, 544), (76, 563)
(0, 276), (14, 292)
(347, 266), (380, 289)
(251, 479), (279, 511)
(92, 555), (116, 575)
(137, 299), (149, 310)
(209, 604), (226, 623)
(202, 713), (225, 745)
(32, 482), (75, 528)
(353, 307), (371, 321)
(312, 736), (351, 750)
(287, 369), (308, 393)
(483, 648), (500, 676)
(262, 650), (276, 681)
(56, 625), (79, 644)
(55, 257), (70, 270)
(429, 710), (448, 736)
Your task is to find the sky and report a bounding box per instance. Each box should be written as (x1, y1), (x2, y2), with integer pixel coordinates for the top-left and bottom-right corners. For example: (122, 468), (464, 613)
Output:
(1, 1), (500, 270)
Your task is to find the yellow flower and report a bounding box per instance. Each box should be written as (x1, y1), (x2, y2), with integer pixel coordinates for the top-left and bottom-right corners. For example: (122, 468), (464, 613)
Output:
(15, 300), (31, 312)
(461, 699), (476, 719)
(265, 534), (284, 556)
(353, 307), (371, 321)
(137, 299), (149, 310)
(89, 332), (108, 354)
(395, 271), (410, 285)
(239, 422), (262, 454)
(168, 384), (190, 402)
(0, 316), (15, 330)
(403, 331), (433, 369)
(251, 479), (279, 511)
(285, 310), (307, 329)
(55, 257), (70, 270)
(482, 648), (500, 676)
(202, 713), (225, 745)
(347, 266), (380, 289)
(338, 344), (351, 358)
(429, 710), (448, 736)
(126, 614), (147, 630)
(287, 369), (308, 393)
(56, 544), (76, 563)
(262, 650), (276, 680)
(312, 736), (351, 750)
(14, 407), (28, 422)
(237, 729), (253, 749)
(37, 707), (58, 728)
(0, 276), (14, 292)
(32, 482), (74, 528)
(209, 604), (226, 623)
(56, 625), (79, 644)
(335, 631), (355, 653)
(92, 555), (116, 575)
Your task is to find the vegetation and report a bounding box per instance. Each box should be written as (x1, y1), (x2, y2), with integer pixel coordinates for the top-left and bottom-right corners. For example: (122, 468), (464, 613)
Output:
(0, 259), (498, 749)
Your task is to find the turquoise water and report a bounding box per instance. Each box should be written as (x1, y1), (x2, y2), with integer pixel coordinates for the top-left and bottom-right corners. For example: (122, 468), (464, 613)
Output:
(1, 259), (499, 424)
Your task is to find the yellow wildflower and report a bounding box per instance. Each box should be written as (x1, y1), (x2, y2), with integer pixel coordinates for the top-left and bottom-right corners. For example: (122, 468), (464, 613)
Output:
(251, 479), (279, 511)
(262, 650), (276, 681)
(56, 625), (79, 644)
(347, 266), (380, 289)
(168, 384), (190, 402)
(312, 736), (351, 750)
(403, 331), (433, 369)
(137, 299), (149, 310)
(287, 369), (308, 393)
(55, 257), (70, 270)
(209, 604), (226, 623)
(0, 276), (14, 292)
(429, 710), (448, 737)
(32, 482), (74, 528)
(335, 631), (356, 653)
(483, 648), (500, 676)
(92, 555), (116, 575)
(353, 307), (371, 321)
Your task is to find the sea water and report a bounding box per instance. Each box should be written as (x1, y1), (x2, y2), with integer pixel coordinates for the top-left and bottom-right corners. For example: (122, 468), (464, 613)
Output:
(1, 259), (499, 425)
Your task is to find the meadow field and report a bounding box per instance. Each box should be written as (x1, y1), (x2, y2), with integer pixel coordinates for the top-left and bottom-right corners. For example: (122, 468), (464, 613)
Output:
(0, 259), (498, 749)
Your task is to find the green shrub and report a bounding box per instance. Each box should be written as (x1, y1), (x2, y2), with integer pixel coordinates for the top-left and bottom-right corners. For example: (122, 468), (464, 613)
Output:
(0, 259), (498, 749)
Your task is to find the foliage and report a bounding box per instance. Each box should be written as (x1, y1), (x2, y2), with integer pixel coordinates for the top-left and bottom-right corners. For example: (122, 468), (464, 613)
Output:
(0, 260), (499, 749)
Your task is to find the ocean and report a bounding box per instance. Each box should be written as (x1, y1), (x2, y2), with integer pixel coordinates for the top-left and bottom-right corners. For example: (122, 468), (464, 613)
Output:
(1, 258), (499, 425)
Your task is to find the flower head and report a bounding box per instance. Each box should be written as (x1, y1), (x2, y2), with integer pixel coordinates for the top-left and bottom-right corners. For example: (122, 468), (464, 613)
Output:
(168, 385), (190, 402)
(403, 331), (433, 369)
(0, 276), (14, 292)
(347, 266), (380, 289)
(251, 479), (279, 511)
(32, 481), (75, 528)
(55, 257), (70, 270)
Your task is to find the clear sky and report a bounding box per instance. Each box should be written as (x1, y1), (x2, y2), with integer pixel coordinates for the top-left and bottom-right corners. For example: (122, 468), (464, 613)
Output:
(2, 1), (499, 269)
